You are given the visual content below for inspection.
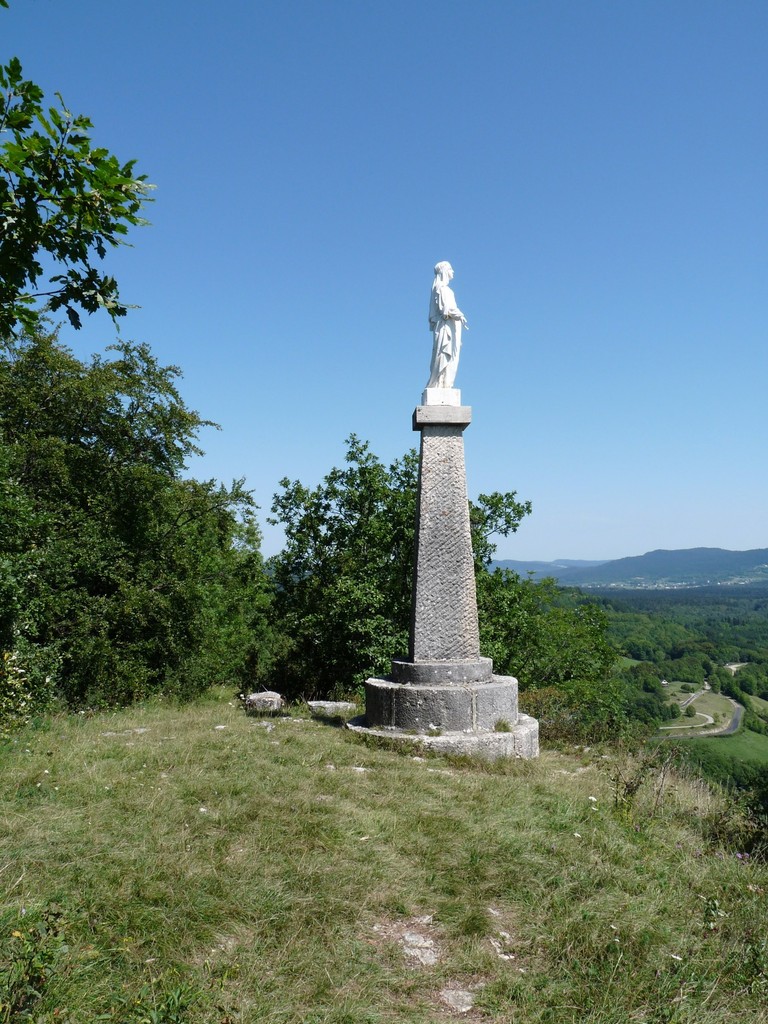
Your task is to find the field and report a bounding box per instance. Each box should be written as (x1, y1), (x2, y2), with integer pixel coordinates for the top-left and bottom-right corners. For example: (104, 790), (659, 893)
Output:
(1, 688), (767, 1023)
(689, 728), (768, 765)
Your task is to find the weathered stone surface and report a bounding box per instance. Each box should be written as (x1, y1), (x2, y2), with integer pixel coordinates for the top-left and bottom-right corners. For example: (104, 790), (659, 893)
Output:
(307, 700), (357, 718)
(391, 656), (492, 685)
(363, 675), (518, 733)
(348, 714), (539, 761)
(439, 988), (477, 1013)
(410, 419), (479, 663)
(243, 691), (284, 715)
(412, 404), (471, 427)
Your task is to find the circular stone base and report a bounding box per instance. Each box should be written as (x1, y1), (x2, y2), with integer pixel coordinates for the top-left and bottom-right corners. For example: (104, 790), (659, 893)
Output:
(347, 714), (539, 761)
(363, 674), (518, 733)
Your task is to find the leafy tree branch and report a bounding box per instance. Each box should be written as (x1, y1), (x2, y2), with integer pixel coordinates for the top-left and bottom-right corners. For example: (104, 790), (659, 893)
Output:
(0, 56), (153, 336)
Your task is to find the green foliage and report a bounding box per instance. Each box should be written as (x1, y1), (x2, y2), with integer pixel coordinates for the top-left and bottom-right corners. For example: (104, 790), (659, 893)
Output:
(469, 489), (532, 569)
(519, 675), (634, 744)
(600, 585), (768, 672)
(110, 980), (201, 1024)
(0, 905), (67, 1023)
(478, 572), (616, 688)
(0, 330), (270, 720)
(677, 732), (768, 826)
(267, 436), (417, 699)
(0, 57), (153, 336)
(0, 646), (55, 740)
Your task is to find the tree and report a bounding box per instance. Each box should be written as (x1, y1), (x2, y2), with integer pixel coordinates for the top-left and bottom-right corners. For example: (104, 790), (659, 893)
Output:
(0, 56), (152, 336)
(0, 330), (269, 715)
(267, 436), (418, 700)
(477, 572), (616, 688)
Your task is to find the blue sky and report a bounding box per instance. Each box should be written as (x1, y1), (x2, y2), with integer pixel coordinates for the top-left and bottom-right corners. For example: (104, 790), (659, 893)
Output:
(4, 1), (767, 560)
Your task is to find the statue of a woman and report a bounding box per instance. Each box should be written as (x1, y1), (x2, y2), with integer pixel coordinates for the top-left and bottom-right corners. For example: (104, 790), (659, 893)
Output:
(426, 261), (468, 389)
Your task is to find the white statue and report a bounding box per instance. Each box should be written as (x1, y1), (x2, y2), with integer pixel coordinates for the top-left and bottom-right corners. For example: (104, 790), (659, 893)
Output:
(426, 261), (468, 390)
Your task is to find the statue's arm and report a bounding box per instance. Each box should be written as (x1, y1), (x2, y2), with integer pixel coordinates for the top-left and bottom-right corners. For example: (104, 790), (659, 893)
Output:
(437, 286), (468, 327)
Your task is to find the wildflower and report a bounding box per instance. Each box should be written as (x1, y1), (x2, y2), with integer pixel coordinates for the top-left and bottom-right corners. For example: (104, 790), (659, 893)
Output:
(588, 796), (597, 802)
(573, 832), (582, 839)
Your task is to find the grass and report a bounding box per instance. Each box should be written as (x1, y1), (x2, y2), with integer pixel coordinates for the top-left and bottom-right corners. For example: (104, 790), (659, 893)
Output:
(1, 687), (767, 1023)
(689, 728), (768, 765)
(692, 691), (735, 720)
(749, 693), (768, 720)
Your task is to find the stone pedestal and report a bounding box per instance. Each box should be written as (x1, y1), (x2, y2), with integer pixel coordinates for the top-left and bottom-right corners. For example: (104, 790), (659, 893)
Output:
(350, 395), (538, 760)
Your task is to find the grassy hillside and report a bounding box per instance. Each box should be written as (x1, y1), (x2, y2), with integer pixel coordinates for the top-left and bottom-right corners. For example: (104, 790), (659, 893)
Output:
(688, 728), (768, 765)
(1, 690), (767, 1023)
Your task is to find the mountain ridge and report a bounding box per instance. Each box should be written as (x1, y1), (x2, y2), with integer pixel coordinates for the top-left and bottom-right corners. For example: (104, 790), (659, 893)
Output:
(494, 546), (768, 589)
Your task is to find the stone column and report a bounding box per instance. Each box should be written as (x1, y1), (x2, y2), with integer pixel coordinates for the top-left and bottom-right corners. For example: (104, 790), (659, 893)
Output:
(409, 405), (479, 664)
(350, 390), (538, 760)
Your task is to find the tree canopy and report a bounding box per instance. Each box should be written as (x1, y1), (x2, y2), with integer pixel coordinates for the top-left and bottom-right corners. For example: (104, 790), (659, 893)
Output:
(0, 330), (269, 728)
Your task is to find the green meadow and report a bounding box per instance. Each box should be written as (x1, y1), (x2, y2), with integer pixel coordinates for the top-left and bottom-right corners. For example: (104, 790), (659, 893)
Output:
(2, 689), (766, 1024)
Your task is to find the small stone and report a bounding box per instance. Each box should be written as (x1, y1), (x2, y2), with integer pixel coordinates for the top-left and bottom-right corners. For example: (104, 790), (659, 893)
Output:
(307, 700), (357, 718)
(244, 691), (284, 715)
(490, 936), (514, 960)
(439, 989), (476, 1013)
(404, 943), (438, 966)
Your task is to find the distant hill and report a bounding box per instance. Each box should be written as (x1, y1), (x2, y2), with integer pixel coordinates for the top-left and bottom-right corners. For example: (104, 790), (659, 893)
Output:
(493, 559), (608, 579)
(494, 547), (768, 589)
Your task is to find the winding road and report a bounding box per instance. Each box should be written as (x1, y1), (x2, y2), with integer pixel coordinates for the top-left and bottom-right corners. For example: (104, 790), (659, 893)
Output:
(658, 697), (743, 738)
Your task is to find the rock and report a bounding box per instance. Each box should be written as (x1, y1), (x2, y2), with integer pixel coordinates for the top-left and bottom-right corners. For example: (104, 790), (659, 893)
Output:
(307, 700), (357, 718)
(402, 931), (438, 966)
(439, 988), (476, 1013)
(243, 691), (284, 715)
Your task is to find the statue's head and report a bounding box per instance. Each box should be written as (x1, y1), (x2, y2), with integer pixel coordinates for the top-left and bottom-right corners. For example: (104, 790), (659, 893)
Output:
(434, 261), (453, 282)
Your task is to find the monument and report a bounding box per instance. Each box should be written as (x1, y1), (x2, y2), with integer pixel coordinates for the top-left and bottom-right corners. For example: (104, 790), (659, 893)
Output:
(349, 263), (539, 759)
